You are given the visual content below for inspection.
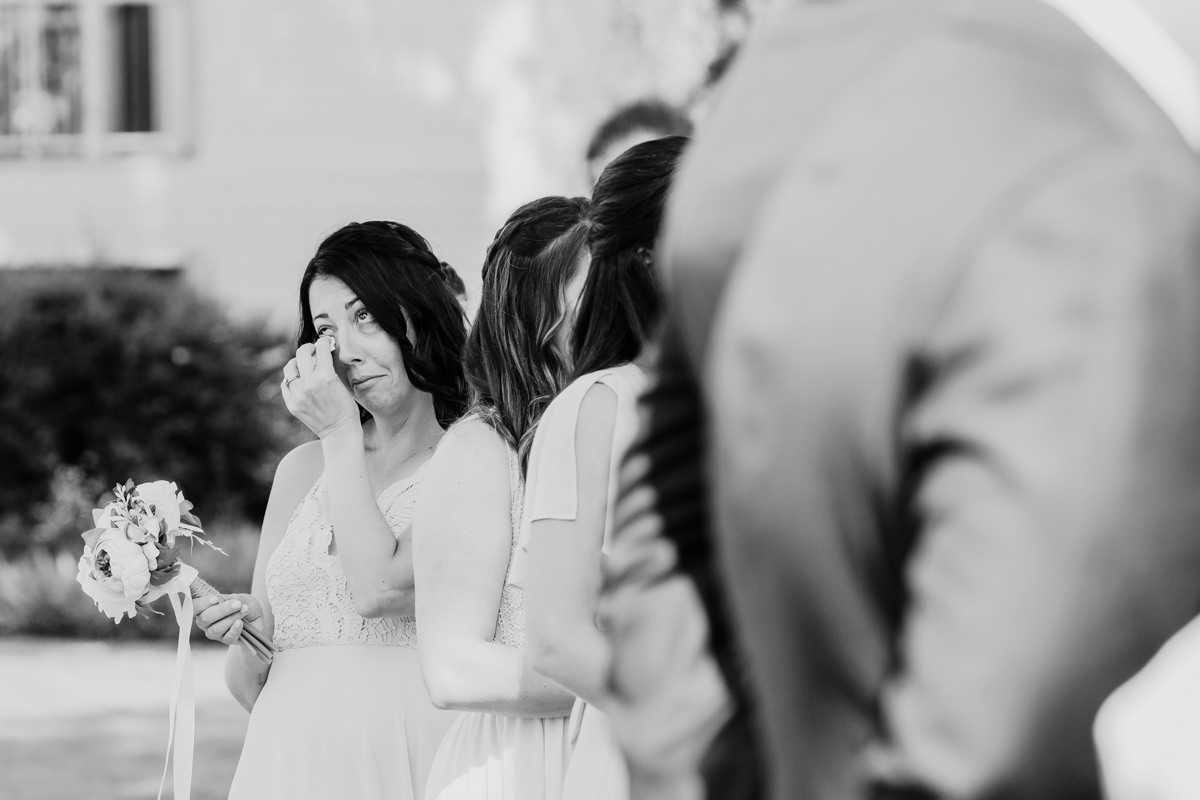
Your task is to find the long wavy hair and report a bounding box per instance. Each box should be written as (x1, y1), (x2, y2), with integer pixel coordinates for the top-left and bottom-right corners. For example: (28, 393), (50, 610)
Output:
(465, 196), (591, 473)
(570, 135), (688, 379)
(297, 220), (469, 427)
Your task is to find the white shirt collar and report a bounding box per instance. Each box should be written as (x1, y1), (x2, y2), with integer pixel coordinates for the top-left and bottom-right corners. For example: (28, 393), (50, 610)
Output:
(1040, 0), (1200, 150)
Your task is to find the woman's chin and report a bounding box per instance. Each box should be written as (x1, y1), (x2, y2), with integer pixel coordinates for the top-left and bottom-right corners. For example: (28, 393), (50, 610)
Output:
(355, 396), (382, 416)
(354, 387), (401, 417)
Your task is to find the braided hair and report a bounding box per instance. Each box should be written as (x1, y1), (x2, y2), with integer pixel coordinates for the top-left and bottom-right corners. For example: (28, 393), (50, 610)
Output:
(465, 196), (591, 474)
(570, 135), (688, 380)
(297, 220), (469, 427)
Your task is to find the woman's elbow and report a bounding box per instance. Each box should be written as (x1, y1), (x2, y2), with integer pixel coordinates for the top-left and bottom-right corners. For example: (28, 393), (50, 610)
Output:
(224, 656), (265, 712)
(229, 683), (259, 714)
(421, 657), (470, 711)
(353, 585), (415, 618)
(424, 676), (458, 711)
(527, 629), (571, 678)
(353, 594), (385, 618)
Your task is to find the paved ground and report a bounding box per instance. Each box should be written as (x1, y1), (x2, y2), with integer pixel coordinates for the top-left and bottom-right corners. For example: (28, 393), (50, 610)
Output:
(0, 638), (247, 800)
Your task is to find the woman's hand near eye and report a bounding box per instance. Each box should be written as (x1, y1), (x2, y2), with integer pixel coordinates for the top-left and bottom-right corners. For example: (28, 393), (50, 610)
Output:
(282, 337), (359, 439)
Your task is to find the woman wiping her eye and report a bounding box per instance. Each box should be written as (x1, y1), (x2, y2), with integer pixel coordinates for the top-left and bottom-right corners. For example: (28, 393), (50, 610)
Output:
(194, 220), (468, 800)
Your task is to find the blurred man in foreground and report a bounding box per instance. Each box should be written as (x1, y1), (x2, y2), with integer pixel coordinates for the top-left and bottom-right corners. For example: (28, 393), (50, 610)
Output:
(601, 0), (1200, 798)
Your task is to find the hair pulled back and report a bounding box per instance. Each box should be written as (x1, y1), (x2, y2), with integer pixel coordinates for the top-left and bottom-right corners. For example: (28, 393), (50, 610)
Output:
(465, 196), (591, 472)
(571, 135), (689, 378)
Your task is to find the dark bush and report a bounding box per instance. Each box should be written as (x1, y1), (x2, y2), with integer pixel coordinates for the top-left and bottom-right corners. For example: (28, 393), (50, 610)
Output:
(0, 267), (309, 557)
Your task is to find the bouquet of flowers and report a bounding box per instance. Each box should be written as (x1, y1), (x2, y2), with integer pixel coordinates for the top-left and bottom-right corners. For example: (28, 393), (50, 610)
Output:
(76, 479), (274, 662)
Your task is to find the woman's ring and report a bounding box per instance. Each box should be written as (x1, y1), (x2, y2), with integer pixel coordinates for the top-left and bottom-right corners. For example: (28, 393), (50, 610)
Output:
(283, 374), (299, 389)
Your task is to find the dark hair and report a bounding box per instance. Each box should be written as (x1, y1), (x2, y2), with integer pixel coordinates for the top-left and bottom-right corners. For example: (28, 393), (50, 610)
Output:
(585, 99), (693, 163)
(465, 196), (591, 473)
(441, 265), (467, 301)
(571, 135), (689, 379)
(297, 220), (468, 427)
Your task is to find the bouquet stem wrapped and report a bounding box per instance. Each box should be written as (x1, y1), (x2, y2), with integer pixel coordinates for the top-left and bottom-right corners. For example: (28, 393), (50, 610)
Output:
(188, 576), (274, 662)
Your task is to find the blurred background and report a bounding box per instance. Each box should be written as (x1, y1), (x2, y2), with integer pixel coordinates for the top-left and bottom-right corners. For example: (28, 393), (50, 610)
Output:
(0, 0), (757, 797)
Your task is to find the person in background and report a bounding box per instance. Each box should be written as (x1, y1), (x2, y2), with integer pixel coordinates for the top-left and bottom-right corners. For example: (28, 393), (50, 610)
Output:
(518, 135), (687, 800)
(585, 100), (693, 185)
(194, 221), (467, 800)
(600, 0), (1200, 799)
(414, 196), (591, 800)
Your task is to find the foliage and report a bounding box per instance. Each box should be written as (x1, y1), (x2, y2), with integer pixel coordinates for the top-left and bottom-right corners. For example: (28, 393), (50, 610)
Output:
(0, 268), (309, 557)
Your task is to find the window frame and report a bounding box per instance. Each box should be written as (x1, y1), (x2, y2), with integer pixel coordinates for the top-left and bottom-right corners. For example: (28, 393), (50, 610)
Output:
(0, 0), (191, 159)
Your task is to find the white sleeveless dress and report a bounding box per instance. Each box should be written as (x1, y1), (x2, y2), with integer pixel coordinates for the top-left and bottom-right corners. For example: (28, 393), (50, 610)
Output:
(423, 447), (573, 800)
(228, 467), (459, 800)
(514, 364), (647, 800)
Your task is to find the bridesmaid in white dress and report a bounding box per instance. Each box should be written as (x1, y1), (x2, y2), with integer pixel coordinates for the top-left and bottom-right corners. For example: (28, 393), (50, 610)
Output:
(518, 137), (689, 800)
(193, 221), (468, 800)
(415, 196), (592, 800)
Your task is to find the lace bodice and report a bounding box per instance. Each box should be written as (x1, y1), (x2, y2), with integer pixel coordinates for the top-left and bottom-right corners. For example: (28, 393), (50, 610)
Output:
(266, 469), (424, 651)
(495, 448), (527, 649)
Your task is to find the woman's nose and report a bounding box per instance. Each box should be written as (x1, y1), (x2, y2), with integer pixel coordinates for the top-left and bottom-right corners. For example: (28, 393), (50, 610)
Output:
(335, 331), (364, 364)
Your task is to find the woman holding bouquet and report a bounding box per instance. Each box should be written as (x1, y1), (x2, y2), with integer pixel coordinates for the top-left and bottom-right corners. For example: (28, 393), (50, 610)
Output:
(193, 220), (467, 800)
(414, 195), (590, 800)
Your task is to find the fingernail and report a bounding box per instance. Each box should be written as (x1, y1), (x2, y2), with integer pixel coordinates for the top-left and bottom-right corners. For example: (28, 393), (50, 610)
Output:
(210, 597), (219, 606)
(231, 601), (241, 610)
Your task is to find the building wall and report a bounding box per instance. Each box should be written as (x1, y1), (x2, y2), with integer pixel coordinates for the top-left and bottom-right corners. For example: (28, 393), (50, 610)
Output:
(0, 0), (730, 325)
(0, 0), (494, 326)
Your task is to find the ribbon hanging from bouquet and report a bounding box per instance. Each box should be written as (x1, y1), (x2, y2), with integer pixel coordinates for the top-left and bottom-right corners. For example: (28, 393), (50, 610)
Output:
(145, 563), (198, 800)
(75, 480), (275, 799)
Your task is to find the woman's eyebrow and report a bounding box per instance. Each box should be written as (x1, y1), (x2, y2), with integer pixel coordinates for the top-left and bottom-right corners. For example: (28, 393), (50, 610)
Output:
(313, 297), (361, 321)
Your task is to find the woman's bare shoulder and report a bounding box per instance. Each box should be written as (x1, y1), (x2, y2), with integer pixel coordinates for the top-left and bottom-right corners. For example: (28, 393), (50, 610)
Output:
(439, 416), (511, 465)
(273, 439), (324, 493)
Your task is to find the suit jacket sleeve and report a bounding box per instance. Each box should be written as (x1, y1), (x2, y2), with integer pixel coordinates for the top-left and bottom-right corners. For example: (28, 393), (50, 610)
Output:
(870, 144), (1200, 798)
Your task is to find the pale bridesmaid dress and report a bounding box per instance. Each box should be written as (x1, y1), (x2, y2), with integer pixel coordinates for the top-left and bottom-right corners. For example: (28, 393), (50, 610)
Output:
(228, 465), (459, 800)
(422, 445), (573, 800)
(513, 362), (647, 800)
